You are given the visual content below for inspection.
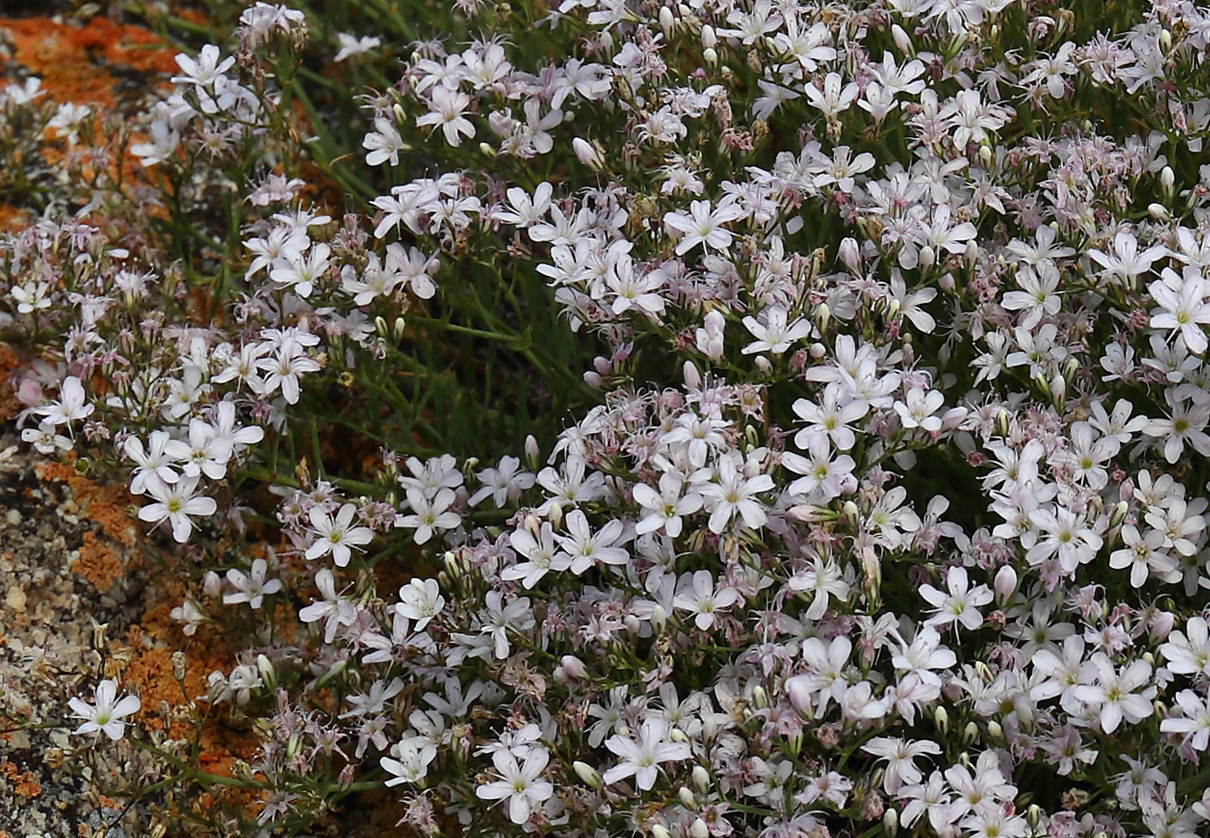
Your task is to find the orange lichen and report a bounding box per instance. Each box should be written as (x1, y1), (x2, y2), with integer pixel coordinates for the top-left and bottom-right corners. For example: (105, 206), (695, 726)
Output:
(0, 16), (179, 109)
(34, 459), (140, 547)
(1, 761), (41, 799)
(73, 531), (125, 594)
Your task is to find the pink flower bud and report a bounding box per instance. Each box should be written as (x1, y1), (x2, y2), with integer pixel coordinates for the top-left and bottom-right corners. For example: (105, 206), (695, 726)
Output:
(560, 655), (587, 679)
(838, 237), (861, 272)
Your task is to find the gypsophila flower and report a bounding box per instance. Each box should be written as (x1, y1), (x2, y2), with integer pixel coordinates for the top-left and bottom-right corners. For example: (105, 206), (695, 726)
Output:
(68, 680), (141, 741)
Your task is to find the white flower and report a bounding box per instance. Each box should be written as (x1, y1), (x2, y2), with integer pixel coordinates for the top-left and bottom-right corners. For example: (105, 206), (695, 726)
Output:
(672, 570), (740, 630)
(137, 475), (218, 543)
(223, 558), (282, 609)
(68, 680), (141, 741)
(1149, 269), (1210, 354)
(416, 86), (475, 146)
(1161, 616), (1210, 678)
(1073, 654), (1154, 734)
(298, 568), (358, 642)
(602, 717), (693, 791)
(306, 503), (374, 566)
(1160, 690), (1210, 751)
(662, 200), (745, 256)
(741, 306), (813, 355)
(552, 510), (629, 575)
(35, 376), (94, 427)
(698, 456), (774, 534)
(469, 455), (535, 508)
(397, 488), (461, 545)
(632, 472), (702, 538)
(919, 566), (992, 632)
(363, 116), (407, 166)
(334, 32), (381, 62)
(396, 578), (445, 632)
(861, 737), (942, 794)
(503, 522), (560, 589)
(475, 747), (555, 825)
(787, 554), (851, 620)
(381, 738), (437, 786)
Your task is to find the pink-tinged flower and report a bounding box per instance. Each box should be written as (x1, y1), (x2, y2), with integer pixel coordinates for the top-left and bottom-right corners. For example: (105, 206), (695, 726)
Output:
(699, 456), (775, 534)
(395, 578), (445, 632)
(632, 472), (702, 538)
(861, 737), (942, 794)
(1149, 270), (1210, 354)
(1087, 230), (1167, 284)
(306, 503), (374, 566)
(552, 510), (629, 575)
(919, 566), (992, 632)
(416, 86), (475, 146)
(1072, 653), (1155, 734)
(68, 680), (141, 741)
(602, 717), (693, 791)
(741, 306), (813, 355)
(223, 558), (282, 609)
(662, 200), (745, 255)
(672, 570), (740, 630)
(1160, 616), (1210, 678)
(1160, 690), (1210, 751)
(503, 522), (560, 589)
(35, 375), (94, 427)
(475, 747), (555, 825)
(299, 568), (357, 642)
(137, 475), (217, 542)
(396, 488), (461, 545)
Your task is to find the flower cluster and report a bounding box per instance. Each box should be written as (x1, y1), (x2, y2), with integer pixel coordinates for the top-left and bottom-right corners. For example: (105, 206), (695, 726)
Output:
(7, 0), (1210, 836)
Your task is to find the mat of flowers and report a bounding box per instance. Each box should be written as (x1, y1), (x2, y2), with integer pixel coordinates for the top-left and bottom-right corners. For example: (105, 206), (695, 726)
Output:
(4, 0), (1210, 835)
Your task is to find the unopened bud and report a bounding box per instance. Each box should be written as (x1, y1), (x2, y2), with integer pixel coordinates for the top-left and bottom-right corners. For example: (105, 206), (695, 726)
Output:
(203, 571), (223, 598)
(572, 137), (606, 171)
(814, 302), (830, 332)
(994, 565), (1018, 605)
(918, 244), (935, 270)
(963, 722), (979, 744)
(884, 808), (899, 838)
(692, 765), (710, 791)
(525, 434), (540, 468)
(651, 827), (672, 838)
(573, 761), (603, 788)
(703, 47), (718, 68)
(987, 719), (1003, 741)
(1161, 165), (1175, 195)
(701, 24), (716, 49)
(892, 23), (913, 54)
(689, 819), (709, 838)
(1110, 501), (1130, 528)
(257, 653), (276, 689)
(679, 786), (697, 809)
(1148, 203), (1170, 221)
(838, 237), (861, 272)
(670, 728), (690, 743)
(560, 655), (587, 679)
(659, 6), (675, 34)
